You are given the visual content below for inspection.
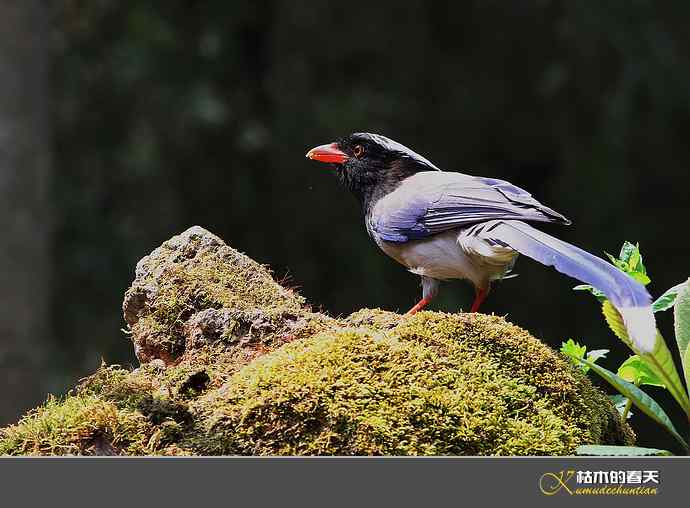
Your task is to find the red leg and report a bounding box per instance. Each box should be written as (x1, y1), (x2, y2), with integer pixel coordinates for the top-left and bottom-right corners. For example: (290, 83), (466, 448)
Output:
(470, 287), (488, 313)
(406, 296), (432, 315)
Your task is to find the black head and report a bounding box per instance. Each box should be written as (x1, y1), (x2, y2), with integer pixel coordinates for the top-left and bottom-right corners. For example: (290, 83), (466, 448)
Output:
(306, 132), (440, 206)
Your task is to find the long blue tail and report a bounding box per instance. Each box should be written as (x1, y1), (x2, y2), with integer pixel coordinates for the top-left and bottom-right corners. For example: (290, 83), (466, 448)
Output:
(480, 220), (656, 352)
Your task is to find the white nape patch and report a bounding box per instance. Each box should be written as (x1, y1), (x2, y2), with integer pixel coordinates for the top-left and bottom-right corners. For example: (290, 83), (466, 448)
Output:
(619, 305), (657, 353)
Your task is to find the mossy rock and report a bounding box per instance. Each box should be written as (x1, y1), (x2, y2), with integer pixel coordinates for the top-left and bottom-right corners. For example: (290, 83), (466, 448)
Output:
(194, 311), (632, 455)
(0, 394), (154, 456)
(122, 226), (332, 364)
(0, 227), (634, 456)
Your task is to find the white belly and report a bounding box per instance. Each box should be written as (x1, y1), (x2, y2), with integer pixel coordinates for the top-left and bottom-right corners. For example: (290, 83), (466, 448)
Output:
(374, 229), (517, 289)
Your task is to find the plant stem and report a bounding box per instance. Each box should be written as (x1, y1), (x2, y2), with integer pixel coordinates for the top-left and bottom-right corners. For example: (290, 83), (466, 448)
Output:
(621, 380), (641, 422)
(622, 398), (633, 421)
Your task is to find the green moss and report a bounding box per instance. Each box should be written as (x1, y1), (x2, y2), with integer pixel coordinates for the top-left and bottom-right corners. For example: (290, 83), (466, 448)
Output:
(190, 311), (632, 455)
(0, 395), (153, 456)
(1, 310), (633, 456)
(393, 312), (633, 445)
(345, 308), (401, 330)
(78, 364), (156, 409)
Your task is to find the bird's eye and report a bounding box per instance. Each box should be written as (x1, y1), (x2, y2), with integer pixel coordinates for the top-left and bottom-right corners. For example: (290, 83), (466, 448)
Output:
(353, 145), (365, 158)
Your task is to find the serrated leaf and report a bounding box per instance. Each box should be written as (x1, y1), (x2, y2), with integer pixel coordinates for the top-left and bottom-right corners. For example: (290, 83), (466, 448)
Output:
(561, 341), (608, 374)
(576, 243), (650, 305)
(673, 278), (690, 392)
(617, 355), (665, 388)
(561, 339), (588, 372)
(576, 445), (672, 457)
(602, 301), (634, 349)
(628, 248), (641, 271)
(608, 242), (650, 285)
(635, 246), (648, 275)
(602, 301), (690, 413)
(605, 251), (619, 265)
(629, 271), (652, 285)
(619, 242), (637, 264)
(568, 355), (688, 451)
(619, 242), (647, 274)
(653, 282), (687, 313)
(561, 338), (586, 359)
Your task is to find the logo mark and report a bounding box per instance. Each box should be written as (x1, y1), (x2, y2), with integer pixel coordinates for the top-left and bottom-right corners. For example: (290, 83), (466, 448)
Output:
(539, 470), (575, 496)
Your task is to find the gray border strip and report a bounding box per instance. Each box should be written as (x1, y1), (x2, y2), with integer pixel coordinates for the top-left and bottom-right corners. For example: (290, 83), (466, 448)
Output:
(0, 457), (685, 507)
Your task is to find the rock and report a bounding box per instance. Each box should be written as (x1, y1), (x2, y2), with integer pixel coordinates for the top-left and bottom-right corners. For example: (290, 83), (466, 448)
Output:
(122, 226), (331, 364)
(0, 226), (635, 456)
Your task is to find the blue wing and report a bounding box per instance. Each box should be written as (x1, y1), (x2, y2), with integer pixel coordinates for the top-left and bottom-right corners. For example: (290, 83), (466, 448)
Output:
(370, 171), (569, 243)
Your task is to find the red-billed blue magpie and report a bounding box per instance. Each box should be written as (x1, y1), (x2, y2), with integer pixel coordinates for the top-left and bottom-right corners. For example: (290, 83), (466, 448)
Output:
(306, 132), (656, 352)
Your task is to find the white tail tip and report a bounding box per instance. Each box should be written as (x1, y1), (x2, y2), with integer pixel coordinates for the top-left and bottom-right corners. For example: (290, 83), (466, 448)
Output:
(619, 305), (656, 353)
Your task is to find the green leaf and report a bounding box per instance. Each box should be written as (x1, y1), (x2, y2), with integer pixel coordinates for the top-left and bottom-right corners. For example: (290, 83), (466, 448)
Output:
(568, 355), (688, 451)
(605, 251), (619, 266)
(608, 242), (651, 285)
(618, 242), (637, 264)
(574, 243), (651, 303)
(617, 355), (665, 388)
(653, 282), (687, 313)
(561, 339), (586, 359)
(573, 284), (607, 302)
(628, 247), (642, 271)
(629, 271), (652, 285)
(673, 278), (690, 392)
(560, 340), (607, 374)
(621, 242), (648, 276)
(602, 301), (635, 349)
(602, 301), (690, 414)
(576, 445), (672, 457)
(561, 339), (588, 372)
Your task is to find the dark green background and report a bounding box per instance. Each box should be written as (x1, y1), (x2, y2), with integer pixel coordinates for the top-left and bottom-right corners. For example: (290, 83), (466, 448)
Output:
(8, 1), (690, 452)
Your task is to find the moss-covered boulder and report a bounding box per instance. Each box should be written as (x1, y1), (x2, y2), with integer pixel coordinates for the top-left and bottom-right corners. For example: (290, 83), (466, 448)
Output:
(0, 226), (633, 455)
(122, 226), (332, 365)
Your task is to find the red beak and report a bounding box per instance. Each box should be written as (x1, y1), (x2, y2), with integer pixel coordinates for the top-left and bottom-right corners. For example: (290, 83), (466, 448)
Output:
(306, 143), (348, 164)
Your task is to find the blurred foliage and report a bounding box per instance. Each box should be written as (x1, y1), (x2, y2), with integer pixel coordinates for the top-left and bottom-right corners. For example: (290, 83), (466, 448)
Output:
(46, 1), (690, 447)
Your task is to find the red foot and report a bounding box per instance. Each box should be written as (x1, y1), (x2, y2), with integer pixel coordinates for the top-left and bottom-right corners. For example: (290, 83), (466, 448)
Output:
(470, 287), (488, 313)
(406, 297), (432, 315)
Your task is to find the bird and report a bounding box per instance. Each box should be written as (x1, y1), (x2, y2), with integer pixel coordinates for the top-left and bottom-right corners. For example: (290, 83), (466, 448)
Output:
(305, 132), (656, 353)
